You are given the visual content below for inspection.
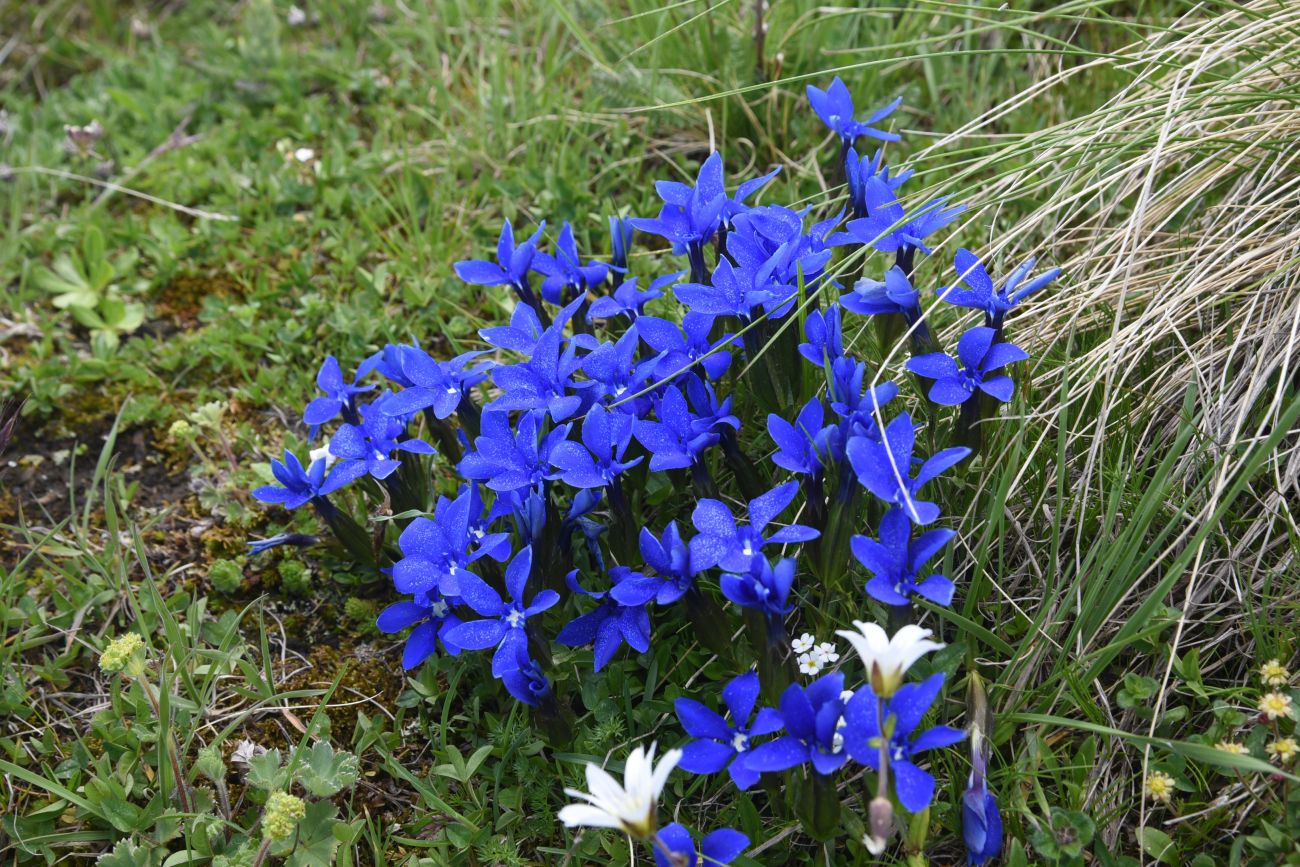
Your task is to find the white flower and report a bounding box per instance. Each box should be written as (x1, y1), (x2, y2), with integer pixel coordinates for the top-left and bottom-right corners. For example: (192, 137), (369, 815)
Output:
(293, 147), (316, 163)
(836, 621), (944, 697)
(287, 5), (308, 26)
(792, 633), (815, 654)
(815, 641), (840, 664)
(309, 443), (338, 469)
(558, 742), (681, 839)
(230, 739), (266, 770)
(798, 652), (822, 676)
(863, 832), (887, 855)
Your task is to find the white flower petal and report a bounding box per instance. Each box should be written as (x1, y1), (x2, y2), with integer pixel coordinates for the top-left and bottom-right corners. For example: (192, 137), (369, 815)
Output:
(558, 803), (624, 830)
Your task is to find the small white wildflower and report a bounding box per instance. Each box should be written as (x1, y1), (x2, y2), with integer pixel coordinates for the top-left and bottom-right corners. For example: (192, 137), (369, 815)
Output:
(815, 641), (840, 664)
(798, 652), (822, 676)
(230, 739), (266, 769)
(286, 5), (308, 26)
(792, 633), (815, 654)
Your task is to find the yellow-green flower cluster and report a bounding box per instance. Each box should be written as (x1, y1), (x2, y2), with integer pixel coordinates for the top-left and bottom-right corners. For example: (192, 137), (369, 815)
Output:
(262, 791), (307, 840)
(99, 633), (146, 676)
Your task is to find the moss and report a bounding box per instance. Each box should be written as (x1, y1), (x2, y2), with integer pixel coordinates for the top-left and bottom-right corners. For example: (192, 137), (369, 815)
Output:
(342, 598), (378, 635)
(154, 273), (242, 326)
(278, 559), (311, 597)
(209, 557), (245, 595)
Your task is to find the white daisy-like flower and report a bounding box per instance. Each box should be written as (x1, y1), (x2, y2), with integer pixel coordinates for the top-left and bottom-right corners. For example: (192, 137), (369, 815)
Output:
(1259, 691), (1294, 721)
(815, 641), (840, 664)
(792, 633), (815, 654)
(557, 743), (681, 840)
(798, 652), (823, 676)
(836, 621), (944, 697)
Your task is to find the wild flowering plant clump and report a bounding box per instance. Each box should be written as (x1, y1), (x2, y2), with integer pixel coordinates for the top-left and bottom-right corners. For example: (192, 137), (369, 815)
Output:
(250, 78), (1060, 862)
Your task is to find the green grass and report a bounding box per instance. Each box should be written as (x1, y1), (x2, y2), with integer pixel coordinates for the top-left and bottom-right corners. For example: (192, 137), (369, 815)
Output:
(3, 0), (1299, 864)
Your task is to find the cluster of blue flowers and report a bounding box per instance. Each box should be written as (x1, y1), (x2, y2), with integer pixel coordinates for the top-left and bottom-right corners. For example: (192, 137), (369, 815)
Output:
(251, 75), (1059, 864)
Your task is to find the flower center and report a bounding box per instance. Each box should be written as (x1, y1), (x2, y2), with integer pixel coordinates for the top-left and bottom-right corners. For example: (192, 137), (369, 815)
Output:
(430, 600), (449, 618)
(732, 732), (749, 752)
(506, 607), (526, 628)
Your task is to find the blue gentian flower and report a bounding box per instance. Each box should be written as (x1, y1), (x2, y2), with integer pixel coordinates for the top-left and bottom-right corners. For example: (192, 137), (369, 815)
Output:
(253, 450), (327, 509)
(357, 343), (417, 388)
(634, 154), (782, 273)
(634, 383), (720, 471)
(650, 152), (780, 228)
(490, 297), (591, 421)
(852, 507), (956, 607)
(480, 301), (546, 354)
(690, 481), (820, 573)
(842, 673), (966, 813)
(799, 304), (845, 368)
(459, 409), (572, 492)
(634, 152), (765, 281)
(532, 222), (610, 305)
(501, 645), (553, 706)
(674, 671), (783, 790)
(376, 591), (464, 669)
(581, 328), (660, 413)
(442, 545), (559, 677)
(743, 672), (851, 776)
(390, 487), (509, 597)
(674, 256), (776, 319)
(846, 149), (911, 218)
(827, 362), (899, 454)
(963, 726), (1003, 865)
(963, 785), (1003, 865)
(806, 77), (902, 145)
(831, 176), (965, 256)
(554, 568), (651, 671)
(586, 274), (673, 323)
(303, 355), (373, 427)
(845, 413), (969, 524)
(454, 218), (545, 298)
(608, 521), (698, 606)
(379, 346), (492, 419)
(907, 326), (1029, 406)
(637, 312), (735, 382)
(318, 402), (436, 495)
(549, 404), (643, 488)
(719, 556), (797, 623)
(728, 205), (836, 295)
(767, 398), (835, 477)
(493, 484), (550, 548)
(682, 373), (740, 438)
(942, 248), (1061, 326)
(840, 266), (919, 318)
(246, 532), (318, 556)
(608, 215), (634, 273)
(653, 823), (749, 867)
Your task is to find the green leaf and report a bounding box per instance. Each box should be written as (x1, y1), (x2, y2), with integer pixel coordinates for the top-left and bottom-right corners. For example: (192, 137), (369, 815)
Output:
(293, 742), (359, 798)
(96, 838), (161, 867)
(284, 801), (340, 867)
(1137, 827), (1177, 863)
(1005, 838), (1030, 867)
(245, 748), (285, 791)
